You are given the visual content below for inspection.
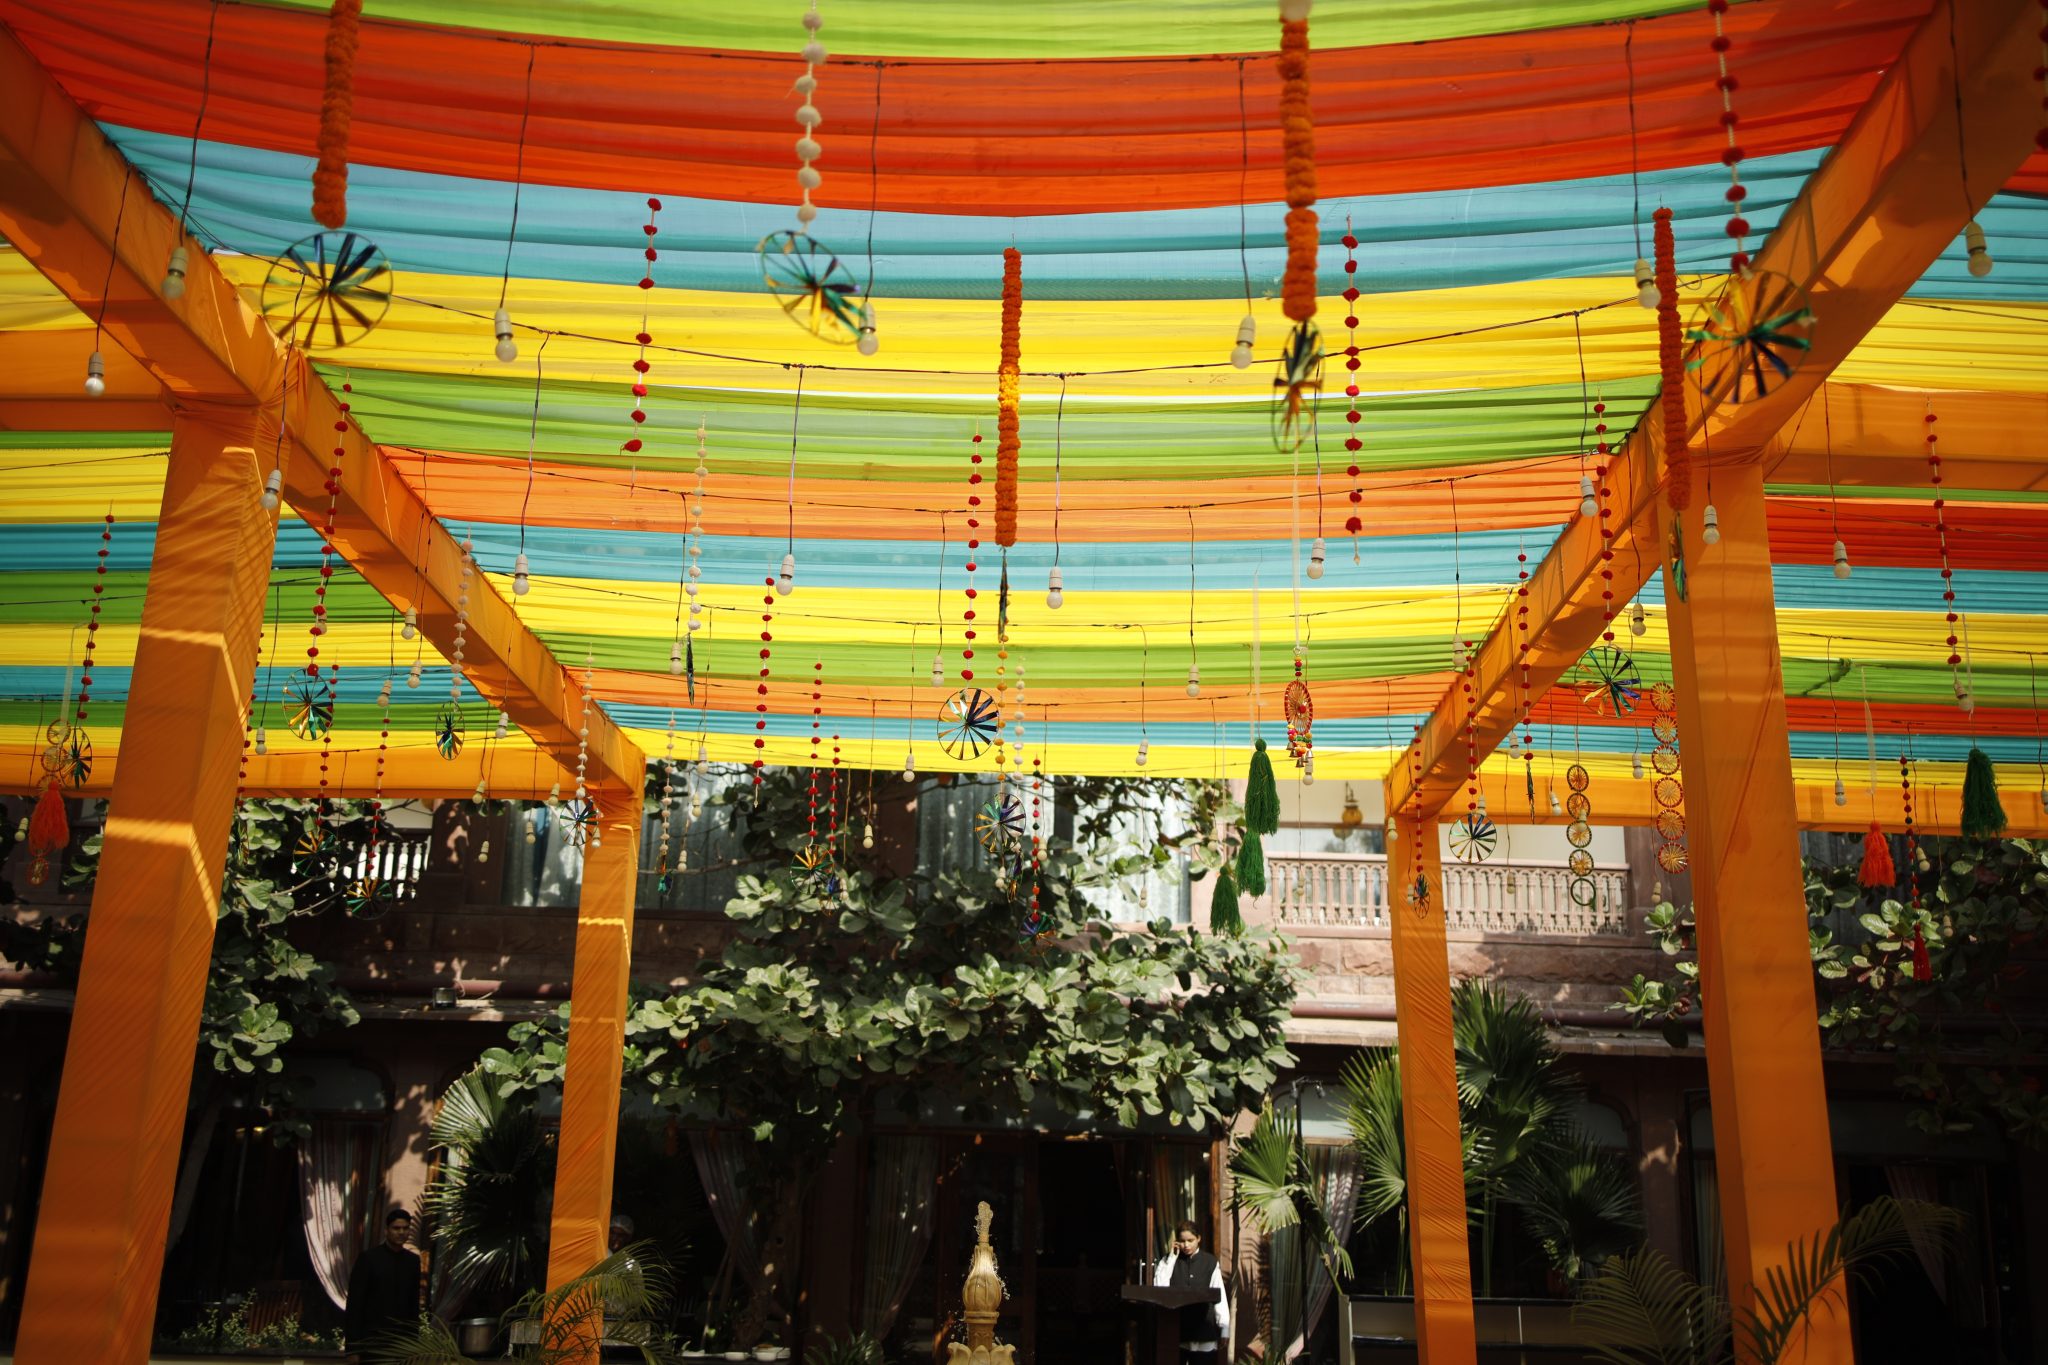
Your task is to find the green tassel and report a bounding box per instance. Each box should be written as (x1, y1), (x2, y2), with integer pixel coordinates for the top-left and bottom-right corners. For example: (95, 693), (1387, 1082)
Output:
(1235, 829), (1267, 898)
(1961, 746), (2007, 839)
(1245, 738), (1280, 835)
(1209, 864), (1244, 935)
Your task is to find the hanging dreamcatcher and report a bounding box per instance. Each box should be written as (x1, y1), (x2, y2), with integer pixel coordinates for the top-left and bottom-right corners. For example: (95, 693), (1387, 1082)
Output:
(938, 688), (1000, 759)
(1448, 811), (1498, 863)
(1684, 269), (1815, 407)
(260, 231), (394, 350)
(1649, 682), (1689, 873)
(1577, 646), (1644, 717)
(1271, 321), (1324, 452)
(1283, 676), (1315, 764)
(43, 719), (92, 789)
(435, 704), (466, 760)
(793, 843), (841, 895)
(757, 230), (864, 344)
(1564, 762), (1597, 908)
(285, 674), (336, 740)
(975, 796), (1025, 852)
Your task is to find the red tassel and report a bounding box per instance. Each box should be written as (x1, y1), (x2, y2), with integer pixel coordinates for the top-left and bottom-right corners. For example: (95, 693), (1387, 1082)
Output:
(1858, 822), (1894, 888)
(311, 0), (362, 229)
(1653, 208), (1690, 512)
(27, 780), (68, 860)
(1910, 924), (1932, 982)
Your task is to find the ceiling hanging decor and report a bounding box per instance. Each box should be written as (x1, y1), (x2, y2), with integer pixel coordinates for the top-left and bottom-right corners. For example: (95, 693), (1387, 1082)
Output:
(310, 0), (360, 229)
(995, 247), (1023, 550)
(757, 0), (864, 344)
(491, 46), (537, 362)
(1652, 206), (1691, 514)
(1272, 0), (1323, 453)
(1650, 681), (1687, 874)
(259, 233), (392, 349)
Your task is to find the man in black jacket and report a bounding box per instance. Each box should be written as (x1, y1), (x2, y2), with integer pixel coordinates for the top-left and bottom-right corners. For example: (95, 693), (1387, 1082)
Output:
(1151, 1219), (1230, 1363)
(344, 1207), (422, 1362)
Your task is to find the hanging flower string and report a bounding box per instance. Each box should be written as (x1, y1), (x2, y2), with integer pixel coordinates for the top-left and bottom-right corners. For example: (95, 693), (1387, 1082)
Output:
(1653, 208), (1691, 513)
(1277, 0), (1318, 325)
(754, 575), (777, 787)
(624, 197), (663, 479)
(1925, 404), (2008, 836)
(995, 248), (1022, 549)
(1705, 0), (1751, 276)
(310, 0), (361, 228)
(1340, 221), (1364, 546)
(311, 386), (352, 821)
(963, 428), (983, 687)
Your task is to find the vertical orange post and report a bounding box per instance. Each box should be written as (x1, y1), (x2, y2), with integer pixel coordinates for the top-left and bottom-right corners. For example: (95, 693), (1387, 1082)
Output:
(15, 402), (278, 1364)
(1380, 803), (1478, 1364)
(544, 793), (644, 1358)
(1662, 461), (1850, 1364)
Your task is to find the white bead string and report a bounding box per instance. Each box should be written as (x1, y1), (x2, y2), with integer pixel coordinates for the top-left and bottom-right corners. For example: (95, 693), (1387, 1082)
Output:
(793, 1), (826, 230)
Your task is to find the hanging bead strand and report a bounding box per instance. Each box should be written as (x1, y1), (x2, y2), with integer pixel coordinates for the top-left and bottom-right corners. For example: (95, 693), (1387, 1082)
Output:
(962, 427), (982, 689)
(688, 422), (708, 636)
(1925, 404), (1966, 700)
(310, 386), (351, 821)
(1340, 220), (1364, 552)
(792, 1), (826, 230)
(755, 575), (777, 788)
(1706, 0), (1751, 277)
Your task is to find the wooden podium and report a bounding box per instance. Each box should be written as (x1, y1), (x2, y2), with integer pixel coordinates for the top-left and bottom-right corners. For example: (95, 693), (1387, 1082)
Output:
(1120, 1284), (1219, 1365)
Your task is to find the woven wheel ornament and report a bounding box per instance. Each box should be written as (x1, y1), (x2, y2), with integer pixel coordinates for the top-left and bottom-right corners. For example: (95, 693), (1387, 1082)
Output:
(1684, 269), (1815, 407)
(1283, 679), (1314, 761)
(1564, 763), (1597, 908)
(345, 875), (390, 920)
(286, 675), (336, 740)
(1649, 680), (1688, 872)
(435, 705), (466, 760)
(1578, 646), (1643, 717)
(938, 688), (1000, 759)
(1448, 812), (1498, 863)
(975, 797), (1025, 852)
(562, 799), (600, 848)
(757, 230), (863, 344)
(261, 231), (393, 350)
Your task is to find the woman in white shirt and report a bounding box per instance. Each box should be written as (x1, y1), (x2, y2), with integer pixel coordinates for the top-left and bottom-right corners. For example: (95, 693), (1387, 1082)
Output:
(1152, 1220), (1230, 1362)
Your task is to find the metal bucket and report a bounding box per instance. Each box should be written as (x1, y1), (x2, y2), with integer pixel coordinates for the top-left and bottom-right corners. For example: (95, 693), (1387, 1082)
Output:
(456, 1317), (499, 1356)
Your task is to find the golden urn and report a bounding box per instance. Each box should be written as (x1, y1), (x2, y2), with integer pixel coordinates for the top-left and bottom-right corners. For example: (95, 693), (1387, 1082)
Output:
(946, 1201), (1016, 1365)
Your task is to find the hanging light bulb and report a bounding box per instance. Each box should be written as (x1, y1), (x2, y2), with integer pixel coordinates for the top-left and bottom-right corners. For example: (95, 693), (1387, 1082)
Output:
(526, 820), (538, 846)
(1475, 793), (1488, 818)
(495, 709), (510, 740)
(83, 350), (106, 397)
(1629, 601), (1647, 637)
(855, 301), (879, 356)
(1578, 475), (1597, 518)
(1185, 663), (1201, 699)
(697, 740), (709, 763)
(1045, 564), (1064, 610)
(1306, 537), (1326, 580)
(1964, 221), (1993, 278)
(1302, 752), (1315, 786)
(930, 653), (945, 688)
(902, 749), (916, 782)
(1134, 737), (1149, 768)
(1230, 314), (1256, 369)
(862, 820), (874, 850)
(1549, 789), (1563, 816)
(513, 551), (531, 595)
(259, 468), (283, 511)
(401, 607), (418, 641)
(477, 839), (491, 865)
(1631, 750), (1645, 780)
(1832, 539), (1851, 579)
(1451, 639), (1470, 671)
(1954, 678), (1974, 715)
(406, 660), (423, 689)
(493, 307), (518, 363)
(253, 726), (268, 756)
(1633, 257), (1658, 309)
(473, 780), (488, 805)
(162, 245), (190, 300)
(777, 551), (797, 596)
(377, 677), (392, 707)
(670, 641), (684, 676)
(546, 780), (561, 807)
(1701, 504), (1721, 545)
(1833, 774), (1848, 806)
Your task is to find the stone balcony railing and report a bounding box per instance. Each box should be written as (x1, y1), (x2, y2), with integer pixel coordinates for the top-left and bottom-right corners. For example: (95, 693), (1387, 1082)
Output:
(1262, 852), (1634, 938)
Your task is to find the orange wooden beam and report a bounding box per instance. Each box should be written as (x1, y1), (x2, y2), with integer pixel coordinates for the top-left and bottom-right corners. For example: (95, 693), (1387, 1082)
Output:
(1664, 460), (1849, 1363)
(0, 740), (566, 801)
(1385, 0), (2048, 822)
(0, 23), (643, 801)
(1380, 805), (1478, 1364)
(543, 793), (642, 1361)
(14, 404), (280, 1362)
(1762, 381), (2048, 494)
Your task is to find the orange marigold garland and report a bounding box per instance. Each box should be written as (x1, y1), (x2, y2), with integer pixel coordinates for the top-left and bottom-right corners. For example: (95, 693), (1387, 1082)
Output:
(995, 247), (1022, 548)
(1653, 207), (1690, 512)
(311, 0), (362, 229)
(1277, 2), (1318, 325)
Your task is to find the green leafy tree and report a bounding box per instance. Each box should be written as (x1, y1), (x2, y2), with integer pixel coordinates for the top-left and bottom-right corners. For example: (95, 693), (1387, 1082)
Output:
(1340, 981), (1642, 1295)
(1613, 838), (2048, 1145)
(473, 767), (1300, 1344)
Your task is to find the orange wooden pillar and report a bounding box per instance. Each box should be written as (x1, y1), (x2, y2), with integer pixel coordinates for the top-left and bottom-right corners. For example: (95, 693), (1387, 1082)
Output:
(544, 792), (644, 1355)
(15, 401), (279, 1364)
(1380, 802), (1478, 1364)
(1662, 462), (1849, 1363)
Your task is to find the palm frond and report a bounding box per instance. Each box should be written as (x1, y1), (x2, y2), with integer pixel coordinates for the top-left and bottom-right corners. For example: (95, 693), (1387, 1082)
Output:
(425, 1070), (554, 1302)
(1572, 1245), (1730, 1365)
(1740, 1196), (1960, 1363)
(1506, 1129), (1644, 1281)
(365, 1315), (468, 1365)
(1451, 980), (1574, 1179)
(1227, 1107), (1354, 1281)
(1338, 1049), (1406, 1228)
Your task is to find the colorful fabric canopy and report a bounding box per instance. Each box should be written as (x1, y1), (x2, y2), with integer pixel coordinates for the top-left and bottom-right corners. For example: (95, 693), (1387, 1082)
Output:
(2, 0), (2046, 804)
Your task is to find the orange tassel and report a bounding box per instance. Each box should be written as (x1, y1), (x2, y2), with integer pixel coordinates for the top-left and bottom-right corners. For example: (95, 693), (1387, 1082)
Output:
(1858, 821), (1894, 888)
(1277, 16), (1318, 324)
(311, 0), (362, 229)
(995, 247), (1022, 548)
(27, 781), (68, 860)
(1653, 207), (1690, 512)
